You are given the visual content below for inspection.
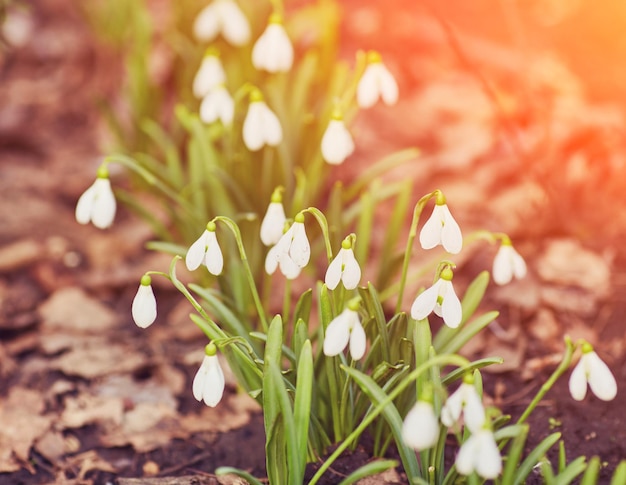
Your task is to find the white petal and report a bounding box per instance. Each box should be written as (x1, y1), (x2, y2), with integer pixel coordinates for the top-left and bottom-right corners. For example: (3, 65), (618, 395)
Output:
(75, 182), (97, 225)
(288, 222), (310, 267)
(321, 119), (355, 165)
(260, 202), (286, 246)
(261, 104), (283, 146)
(192, 357), (210, 401)
(278, 252), (301, 280)
(324, 253), (344, 290)
(474, 431), (502, 479)
(186, 230), (209, 271)
(132, 284), (157, 329)
(193, 56), (226, 99)
(193, 4), (220, 41)
(419, 205), (444, 250)
(461, 384), (486, 433)
(205, 231), (224, 275)
(455, 432), (479, 476)
(217, 0), (251, 46)
(243, 102), (266, 151)
(378, 64), (399, 106)
(568, 358), (588, 401)
(586, 352), (617, 401)
(402, 401), (440, 451)
(410, 281), (441, 321)
(200, 86), (234, 126)
(492, 245), (514, 285)
(265, 244), (280, 275)
(91, 178), (117, 229)
(440, 386), (464, 427)
(512, 248), (527, 280)
(251, 29), (269, 70)
(356, 65), (380, 109)
(340, 250), (361, 290)
(202, 354), (225, 407)
(253, 23), (293, 72)
(440, 280), (462, 328)
(323, 310), (351, 356)
(440, 204), (463, 254)
(349, 318), (367, 360)
(199, 92), (220, 124)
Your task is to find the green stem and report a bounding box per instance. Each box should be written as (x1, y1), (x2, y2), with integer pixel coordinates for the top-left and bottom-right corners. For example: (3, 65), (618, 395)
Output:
(282, 278), (292, 325)
(302, 207), (333, 262)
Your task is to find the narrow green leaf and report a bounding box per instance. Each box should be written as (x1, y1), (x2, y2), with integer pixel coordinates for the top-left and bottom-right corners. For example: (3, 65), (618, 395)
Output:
(293, 289), (313, 327)
(337, 459), (399, 485)
(580, 456), (601, 485)
(555, 456), (587, 485)
(358, 284), (390, 363)
(610, 461), (626, 485)
(215, 466), (264, 485)
(435, 311), (500, 355)
(293, 340), (313, 484)
(500, 424), (528, 484)
(514, 432), (561, 485)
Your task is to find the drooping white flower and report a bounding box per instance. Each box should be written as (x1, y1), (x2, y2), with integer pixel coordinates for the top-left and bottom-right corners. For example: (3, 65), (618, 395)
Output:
(252, 13), (293, 73)
(357, 51), (399, 109)
(193, 0), (251, 46)
(243, 89), (283, 151)
(492, 239), (527, 285)
(419, 195), (463, 254)
(200, 84), (234, 126)
(325, 237), (361, 290)
(402, 400), (440, 451)
(192, 343), (225, 407)
(265, 213), (310, 279)
(185, 221), (224, 275)
(260, 188), (286, 246)
(440, 377), (486, 433)
(569, 342), (617, 401)
(455, 428), (502, 479)
(323, 305), (367, 360)
(321, 110), (355, 165)
(411, 267), (462, 328)
(192, 51), (226, 99)
(75, 165), (117, 229)
(132, 274), (157, 329)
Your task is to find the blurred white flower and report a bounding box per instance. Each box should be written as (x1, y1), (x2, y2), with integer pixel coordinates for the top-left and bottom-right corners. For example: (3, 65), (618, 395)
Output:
(132, 275), (157, 329)
(193, 0), (251, 46)
(402, 400), (440, 451)
(265, 214), (309, 278)
(321, 112), (355, 165)
(192, 343), (225, 407)
(455, 428), (502, 479)
(243, 90), (283, 151)
(75, 166), (117, 229)
(569, 343), (617, 401)
(492, 239), (527, 285)
(325, 237), (361, 290)
(260, 189), (286, 246)
(193, 52), (226, 99)
(357, 51), (399, 109)
(323, 306), (366, 360)
(411, 267), (462, 328)
(440, 379), (485, 433)
(419, 200), (462, 254)
(252, 13), (293, 72)
(185, 222), (224, 275)
(200, 84), (234, 126)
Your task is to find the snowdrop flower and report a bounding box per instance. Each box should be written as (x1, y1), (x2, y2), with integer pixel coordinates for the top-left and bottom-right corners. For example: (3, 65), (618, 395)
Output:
(323, 302), (367, 360)
(200, 84), (234, 126)
(440, 375), (486, 433)
(321, 109), (355, 165)
(75, 165), (117, 229)
(419, 193), (462, 254)
(411, 266), (462, 328)
(252, 13), (293, 73)
(193, 0), (251, 46)
(192, 50), (226, 99)
(492, 238), (527, 285)
(243, 89), (283, 151)
(185, 221), (224, 275)
(265, 213), (310, 279)
(455, 427), (502, 479)
(260, 187), (286, 246)
(569, 342), (617, 401)
(132, 274), (157, 329)
(357, 51), (399, 109)
(325, 236), (361, 290)
(192, 343), (225, 407)
(402, 400), (440, 451)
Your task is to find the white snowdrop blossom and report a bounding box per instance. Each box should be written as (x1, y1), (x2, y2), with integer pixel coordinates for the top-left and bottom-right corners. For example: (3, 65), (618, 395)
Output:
(185, 222), (224, 275)
(75, 165), (117, 229)
(440, 378), (486, 433)
(192, 343), (225, 407)
(419, 195), (463, 254)
(455, 428), (502, 479)
(252, 13), (293, 72)
(265, 213), (310, 279)
(492, 239), (527, 285)
(243, 89), (283, 151)
(569, 343), (617, 401)
(192, 51), (226, 99)
(357, 51), (399, 109)
(200, 84), (234, 126)
(131, 275), (157, 329)
(323, 304), (367, 361)
(325, 237), (361, 290)
(402, 400), (440, 451)
(260, 188), (286, 246)
(321, 110), (355, 165)
(193, 0), (251, 46)
(411, 267), (462, 328)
